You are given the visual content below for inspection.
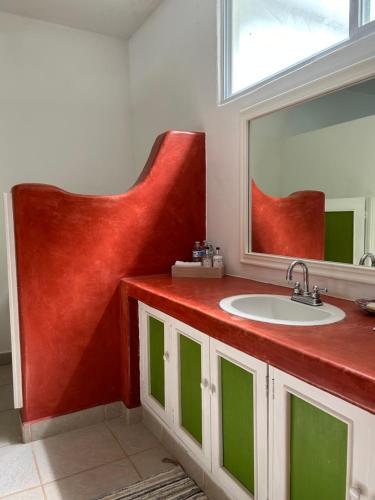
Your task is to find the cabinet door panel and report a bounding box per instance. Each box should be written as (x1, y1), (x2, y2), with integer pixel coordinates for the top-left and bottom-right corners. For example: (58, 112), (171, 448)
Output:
(149, 316), (165, 407)
(139, 302), (172, 425)
(211, 338), (268, 500)
(171, 320), (211, 469)
(221, 357), (255, 493)
(290, 395), (348, 500)
(180, 334), (202, 444)
(270, 367), (375, 500)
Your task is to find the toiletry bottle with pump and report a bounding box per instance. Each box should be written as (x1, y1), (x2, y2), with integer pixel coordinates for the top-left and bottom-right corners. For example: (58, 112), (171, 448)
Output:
(202, 247), (212, 267)
(203, 240), (214, 257)
(213, 247), (224, 268)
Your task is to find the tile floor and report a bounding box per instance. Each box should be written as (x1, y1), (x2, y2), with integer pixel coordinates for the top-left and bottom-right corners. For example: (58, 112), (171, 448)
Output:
(0, 363), (176, 499)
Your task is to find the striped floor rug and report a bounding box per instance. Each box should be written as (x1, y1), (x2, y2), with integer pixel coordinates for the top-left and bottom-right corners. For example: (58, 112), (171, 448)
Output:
(97, 466), (208, 499)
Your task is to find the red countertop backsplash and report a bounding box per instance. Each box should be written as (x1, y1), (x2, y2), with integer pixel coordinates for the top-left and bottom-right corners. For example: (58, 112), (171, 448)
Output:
(121, 274), (375, 415)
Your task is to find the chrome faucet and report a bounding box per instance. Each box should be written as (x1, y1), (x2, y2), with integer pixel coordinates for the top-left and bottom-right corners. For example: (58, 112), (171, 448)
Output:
(286, 260), (327, 306)
(359, 252), (375, 266)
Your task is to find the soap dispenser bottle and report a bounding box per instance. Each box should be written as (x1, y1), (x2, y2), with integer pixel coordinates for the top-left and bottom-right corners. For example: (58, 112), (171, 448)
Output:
(202, 247), (212, 267)
(213, 247), (224, 268)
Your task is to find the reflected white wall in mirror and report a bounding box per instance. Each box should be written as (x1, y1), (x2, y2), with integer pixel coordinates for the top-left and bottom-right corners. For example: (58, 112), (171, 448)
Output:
(249, 77), (375, 267)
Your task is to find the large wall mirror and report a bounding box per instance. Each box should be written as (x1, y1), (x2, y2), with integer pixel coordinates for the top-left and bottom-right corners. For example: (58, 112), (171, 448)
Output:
(244, 73), (375, 278)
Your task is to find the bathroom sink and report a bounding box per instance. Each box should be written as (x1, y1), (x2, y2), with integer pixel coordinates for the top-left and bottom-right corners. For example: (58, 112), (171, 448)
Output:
(219, 294), (345, 326)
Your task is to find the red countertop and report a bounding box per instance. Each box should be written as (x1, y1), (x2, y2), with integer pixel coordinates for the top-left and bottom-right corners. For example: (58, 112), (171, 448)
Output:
(121, 274), (375, 415)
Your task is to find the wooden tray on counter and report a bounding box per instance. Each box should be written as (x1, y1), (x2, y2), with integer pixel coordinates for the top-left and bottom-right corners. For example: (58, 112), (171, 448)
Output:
(171, 265), (224, 278)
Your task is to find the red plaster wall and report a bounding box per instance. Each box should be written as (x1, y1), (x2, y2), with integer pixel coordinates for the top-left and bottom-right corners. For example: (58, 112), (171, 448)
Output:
(12, 130), (206, 422)
(251, 180), (325, 260)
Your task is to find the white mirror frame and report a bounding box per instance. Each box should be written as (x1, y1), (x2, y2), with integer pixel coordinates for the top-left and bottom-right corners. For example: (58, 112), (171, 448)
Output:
(240, 56), (375, 285)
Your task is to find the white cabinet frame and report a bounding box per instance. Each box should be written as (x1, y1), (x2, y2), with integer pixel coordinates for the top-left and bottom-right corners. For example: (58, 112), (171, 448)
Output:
(138, 302), (173, 426)
(170, 319), (211, 469)
(210, 338), (268, 500)
(269, 367), (375, 500)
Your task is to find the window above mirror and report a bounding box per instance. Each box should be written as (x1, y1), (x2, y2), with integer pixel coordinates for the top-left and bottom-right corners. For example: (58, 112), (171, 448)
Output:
(222, 0), (375, 101)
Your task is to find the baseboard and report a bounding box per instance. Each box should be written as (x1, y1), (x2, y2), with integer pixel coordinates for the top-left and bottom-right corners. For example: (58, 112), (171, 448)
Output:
(21, 401), (142, 443)
(0, 352), (11, 365)
(142, 406), (230, 500)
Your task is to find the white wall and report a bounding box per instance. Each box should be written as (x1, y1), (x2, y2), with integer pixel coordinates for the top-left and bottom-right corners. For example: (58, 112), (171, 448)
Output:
(282, 115), (375, 199)
(0, 12), (135, 353)
(251, 97), (375, 200)
(128, 0), (375, 300)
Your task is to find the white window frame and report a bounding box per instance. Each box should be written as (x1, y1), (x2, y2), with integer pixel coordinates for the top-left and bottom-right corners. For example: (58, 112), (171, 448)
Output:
(220, 0), (375, 102)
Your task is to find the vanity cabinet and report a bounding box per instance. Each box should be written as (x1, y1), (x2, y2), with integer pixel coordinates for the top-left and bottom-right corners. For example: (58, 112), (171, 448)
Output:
(139, 302), (268, 499)
(138, 302), (375, 500)
(270, 368), (375, 500)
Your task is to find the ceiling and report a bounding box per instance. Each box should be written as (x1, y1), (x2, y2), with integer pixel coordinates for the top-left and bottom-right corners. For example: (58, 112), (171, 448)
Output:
(0, 0), (162, 39)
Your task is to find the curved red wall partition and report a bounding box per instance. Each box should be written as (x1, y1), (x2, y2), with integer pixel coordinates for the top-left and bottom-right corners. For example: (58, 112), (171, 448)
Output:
(13, 130), (205, 422)
(251, 180), (325, 260)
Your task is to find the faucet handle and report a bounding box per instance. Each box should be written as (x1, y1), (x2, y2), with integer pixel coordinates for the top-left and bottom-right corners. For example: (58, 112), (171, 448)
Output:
(292, 281), (302, 295)
(312, 285), (328, 298)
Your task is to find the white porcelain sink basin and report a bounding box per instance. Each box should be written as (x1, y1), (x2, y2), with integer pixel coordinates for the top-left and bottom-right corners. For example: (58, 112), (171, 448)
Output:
(219, 294), (345, 326)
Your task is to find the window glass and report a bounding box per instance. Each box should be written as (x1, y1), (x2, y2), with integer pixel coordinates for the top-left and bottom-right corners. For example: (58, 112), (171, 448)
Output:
(361, 0), (375, 24)
(229, 0), (350, 95)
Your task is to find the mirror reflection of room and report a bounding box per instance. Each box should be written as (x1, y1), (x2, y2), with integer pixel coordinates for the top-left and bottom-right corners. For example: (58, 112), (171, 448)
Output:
(249, 77), (375, 267)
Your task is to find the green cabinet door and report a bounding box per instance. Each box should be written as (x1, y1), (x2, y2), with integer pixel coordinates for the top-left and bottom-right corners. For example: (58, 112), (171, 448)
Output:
(271, 368), (375, 500)
(325, 211), (354, 264)
(221, 357), (255, 494)
(179, 334), (202, 445)
(172, 322), (211, 469)
(289, 395), (348, 500)
(148, 315), (165, 407)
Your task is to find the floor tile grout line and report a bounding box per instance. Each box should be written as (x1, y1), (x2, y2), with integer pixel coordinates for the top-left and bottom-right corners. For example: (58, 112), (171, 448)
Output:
(104, 420), (130, 458)
(40, 456), (141, 487)
(30, 418), (115, 444)
(103, 420), (150, 480)
(127, 443), (163, 458)
(30, 423), (128, 485)
(1, 485), (42, 499)
(105, 420), (173, 480)
(30, 446), (47, 500)
(104, 420), (161, 458)
(127, 454), (144, 481)
(0, 418), (161, 496)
